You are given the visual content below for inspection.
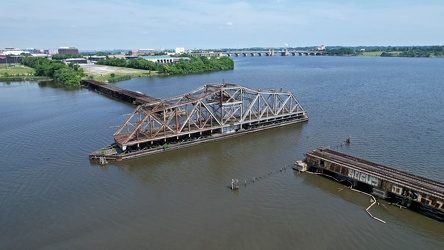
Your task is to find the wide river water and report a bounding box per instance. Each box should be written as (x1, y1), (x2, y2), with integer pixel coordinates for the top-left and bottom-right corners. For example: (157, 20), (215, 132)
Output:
(1, 56), (444, 249)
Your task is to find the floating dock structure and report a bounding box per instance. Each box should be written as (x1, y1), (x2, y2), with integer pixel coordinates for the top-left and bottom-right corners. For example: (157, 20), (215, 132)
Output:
(80, 80), (160, 105)
(299, 147), (444, 221)
(89, 83), (308, 161)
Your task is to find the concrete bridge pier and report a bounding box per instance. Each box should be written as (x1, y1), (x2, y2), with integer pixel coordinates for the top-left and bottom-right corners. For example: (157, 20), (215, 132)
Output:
(281, 49), (289, 56)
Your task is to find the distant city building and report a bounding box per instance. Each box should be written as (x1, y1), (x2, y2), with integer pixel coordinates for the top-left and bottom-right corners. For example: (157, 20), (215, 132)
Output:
(44, 49), (59, 55)
(58, 47), (79, 54)
(31, 54), (50, 58)
(140, 55), (189, 64)
(1, 50), (30, 56)
(129, 50), (139, 56)
(65, 58), (87, 64)
(175, 47), (185, 54)
(0, 54), (23, 64)
(0, 55), (6, 64)
(89, 55), (107, 63)
(1, 48), (31, 56)
(30, 48), (43, 54)
(138, 49), (155, 55)
(317, 45), (326, 51)
(107, 54), (126, 59)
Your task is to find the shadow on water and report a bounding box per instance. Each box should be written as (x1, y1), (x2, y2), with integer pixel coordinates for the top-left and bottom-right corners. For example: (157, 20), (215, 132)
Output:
(98, 122), (309, 187)
(38, 80), (81, 90)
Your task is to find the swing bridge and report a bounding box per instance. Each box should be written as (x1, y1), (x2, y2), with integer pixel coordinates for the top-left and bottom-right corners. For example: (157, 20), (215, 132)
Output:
(88, 82), (308, 160)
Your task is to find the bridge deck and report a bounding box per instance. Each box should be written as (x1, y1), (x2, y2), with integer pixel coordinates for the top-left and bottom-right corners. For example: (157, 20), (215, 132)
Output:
(80, 80), (160, 105)
(305, 148), (444, 200)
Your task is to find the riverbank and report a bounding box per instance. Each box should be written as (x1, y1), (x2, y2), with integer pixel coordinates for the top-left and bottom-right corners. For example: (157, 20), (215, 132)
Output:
(0, 76), (52, 81)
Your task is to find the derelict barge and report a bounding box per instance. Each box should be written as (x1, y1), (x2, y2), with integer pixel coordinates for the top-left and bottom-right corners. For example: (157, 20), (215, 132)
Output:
(89, 83), (308, 161)
(296, 147), (444, 221)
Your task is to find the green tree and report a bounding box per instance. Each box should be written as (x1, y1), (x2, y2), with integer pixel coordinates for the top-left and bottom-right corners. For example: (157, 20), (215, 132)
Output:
(19, 56), (85, 85)
(96, 52), (109, 56)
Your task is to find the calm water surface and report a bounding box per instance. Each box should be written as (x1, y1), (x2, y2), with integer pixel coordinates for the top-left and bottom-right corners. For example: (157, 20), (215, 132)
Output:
(1, 56), (444, 249)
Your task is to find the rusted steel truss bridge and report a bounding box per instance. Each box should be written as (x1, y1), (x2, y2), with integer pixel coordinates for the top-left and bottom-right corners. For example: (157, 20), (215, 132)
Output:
(114, 83), (307, 151)
(88, 82), (308, 160)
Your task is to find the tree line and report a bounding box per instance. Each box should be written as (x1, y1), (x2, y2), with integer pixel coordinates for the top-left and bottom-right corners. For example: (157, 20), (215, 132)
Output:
(17, 55), (234, 85)
(380, 46), (444, 57)
(19, 56), (85, 86)
(96, 56), (234, 75)
(315, 46), (444, 57)
(322, 48), (357, 56)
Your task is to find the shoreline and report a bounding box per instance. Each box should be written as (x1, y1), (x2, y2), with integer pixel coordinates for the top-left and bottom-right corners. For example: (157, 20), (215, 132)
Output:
(0, 76), (52, 81)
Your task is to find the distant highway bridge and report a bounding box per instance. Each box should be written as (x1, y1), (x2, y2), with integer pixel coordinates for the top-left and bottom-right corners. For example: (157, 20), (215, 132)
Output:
(224, 49), (324, 57)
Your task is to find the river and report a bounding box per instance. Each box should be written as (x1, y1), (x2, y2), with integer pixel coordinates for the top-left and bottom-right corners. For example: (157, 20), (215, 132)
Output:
(1, 56), (443, 249)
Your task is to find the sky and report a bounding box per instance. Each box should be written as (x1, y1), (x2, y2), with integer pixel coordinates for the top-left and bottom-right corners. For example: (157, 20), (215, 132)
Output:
(2, 0), (443, 51)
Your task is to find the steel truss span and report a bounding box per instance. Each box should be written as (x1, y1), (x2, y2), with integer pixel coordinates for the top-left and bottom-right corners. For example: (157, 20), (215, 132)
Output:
(113, 83), (308, 151)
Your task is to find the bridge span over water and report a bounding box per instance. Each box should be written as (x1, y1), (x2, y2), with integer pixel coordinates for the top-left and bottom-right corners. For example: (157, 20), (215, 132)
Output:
(86, 81), (308, 161)
(224, 49), (323, 57)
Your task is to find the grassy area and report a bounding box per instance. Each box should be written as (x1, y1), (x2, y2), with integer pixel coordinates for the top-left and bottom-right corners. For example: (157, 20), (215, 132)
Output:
(360, 51), (401, 57)
(383, 51), (401, 56)
(80, 64), (156, 82)
(90, 71), (154, 82)
(360, 51), (383, 56)
(0, 64), (35, 76)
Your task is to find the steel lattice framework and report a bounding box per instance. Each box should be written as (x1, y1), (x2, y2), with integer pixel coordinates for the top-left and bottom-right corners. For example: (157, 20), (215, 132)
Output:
(113, 83), (308, 150)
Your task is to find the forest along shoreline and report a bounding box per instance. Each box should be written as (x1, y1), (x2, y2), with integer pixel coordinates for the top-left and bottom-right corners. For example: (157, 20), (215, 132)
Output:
(0, 55), (234, 86)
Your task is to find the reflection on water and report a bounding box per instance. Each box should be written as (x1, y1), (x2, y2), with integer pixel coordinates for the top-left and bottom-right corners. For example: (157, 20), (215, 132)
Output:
(38, 80), (80, 90)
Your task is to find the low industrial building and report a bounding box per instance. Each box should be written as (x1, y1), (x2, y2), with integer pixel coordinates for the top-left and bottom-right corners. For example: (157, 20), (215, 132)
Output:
(65, 58), (87, 64)
(89, 55), (107, 63)
(140, 55), (189, 64)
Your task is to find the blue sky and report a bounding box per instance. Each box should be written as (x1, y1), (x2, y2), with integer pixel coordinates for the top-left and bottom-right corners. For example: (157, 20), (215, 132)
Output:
(2, 0), (443, 50)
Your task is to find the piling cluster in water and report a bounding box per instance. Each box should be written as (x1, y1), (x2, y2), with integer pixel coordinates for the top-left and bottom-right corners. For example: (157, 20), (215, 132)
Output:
(229, 165), (291, 190)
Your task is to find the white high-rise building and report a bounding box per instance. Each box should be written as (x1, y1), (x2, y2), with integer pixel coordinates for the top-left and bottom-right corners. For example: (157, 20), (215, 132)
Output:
(175, 47), (185, 54)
